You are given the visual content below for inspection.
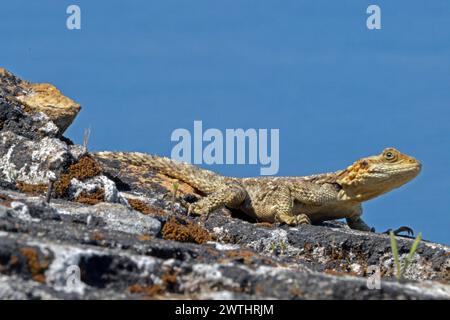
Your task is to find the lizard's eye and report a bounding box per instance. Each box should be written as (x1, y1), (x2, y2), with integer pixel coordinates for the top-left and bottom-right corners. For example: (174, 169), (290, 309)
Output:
(384, 151), (396, 161)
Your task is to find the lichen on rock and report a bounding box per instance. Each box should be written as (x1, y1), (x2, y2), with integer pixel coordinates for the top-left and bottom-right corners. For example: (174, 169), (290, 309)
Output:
(0, 68), (448, 300)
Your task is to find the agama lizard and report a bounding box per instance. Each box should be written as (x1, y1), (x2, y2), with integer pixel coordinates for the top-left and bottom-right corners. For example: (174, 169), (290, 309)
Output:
(95, 148), (421, 235)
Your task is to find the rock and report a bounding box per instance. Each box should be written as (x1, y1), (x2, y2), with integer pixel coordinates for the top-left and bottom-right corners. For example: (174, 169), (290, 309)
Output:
(0, 96), (59, 140)
(72, 202), (162, 236)
(0, 131), (75, 184)
(0, 177), (448, 300)
(0, 117), (117, 205)
(0, 68), (80, 134)
(0, 69), (449, 300)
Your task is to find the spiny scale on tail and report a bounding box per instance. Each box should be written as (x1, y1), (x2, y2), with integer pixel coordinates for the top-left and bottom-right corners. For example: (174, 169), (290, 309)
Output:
(94, 151), (226, 194)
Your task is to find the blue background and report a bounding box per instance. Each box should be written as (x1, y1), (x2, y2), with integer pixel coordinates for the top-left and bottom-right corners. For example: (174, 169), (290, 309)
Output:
(2, 1), (449, 244)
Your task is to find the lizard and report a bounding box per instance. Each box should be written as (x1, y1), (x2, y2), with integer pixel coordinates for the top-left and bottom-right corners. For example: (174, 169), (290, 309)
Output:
(95, 147), (421, 235)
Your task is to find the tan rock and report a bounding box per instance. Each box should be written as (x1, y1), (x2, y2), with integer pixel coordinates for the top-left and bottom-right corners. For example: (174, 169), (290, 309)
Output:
(16, 83), (81, 133)
(0, 67), (81, 133)
(0, 68), (10, 76)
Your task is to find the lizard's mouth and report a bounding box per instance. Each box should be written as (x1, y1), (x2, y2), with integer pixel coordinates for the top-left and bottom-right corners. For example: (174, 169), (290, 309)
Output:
(366, 163), (422, 191)
(370, 162), (422, 175)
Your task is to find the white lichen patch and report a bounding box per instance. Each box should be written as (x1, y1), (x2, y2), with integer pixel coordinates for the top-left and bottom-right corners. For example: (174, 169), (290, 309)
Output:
(180, 263), (238, 292)
(75, 202), (161, 236)
(0, 133), (72, 185)
(349, 263), (364, 276)
(26, 240), (160, 296)
(10, 201), (40, 223)
(34, 113), (59, 136)
(68, 175), (128, 205)
(247, 228), (300, 257)
(0, 144), (19, 182)
(209, 242), (240, 251)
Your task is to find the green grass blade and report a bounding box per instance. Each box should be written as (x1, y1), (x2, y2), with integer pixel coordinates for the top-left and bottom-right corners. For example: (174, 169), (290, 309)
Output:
(389, 231), (401, 281)
(403, 232), (422, 273)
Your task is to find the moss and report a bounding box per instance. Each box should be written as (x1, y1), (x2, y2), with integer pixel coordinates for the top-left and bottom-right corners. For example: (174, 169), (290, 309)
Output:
(16, 182), (47, 195)
(137, 234), (152, 241)
(19, 247), (49, 283)
(90, 231), (105, 241)
(55, 155), (102, 197)
(127, 198), (167, 216)
(0, 194), (13, 207)
(75, 188), (104, 205)
(288, 287), (304, 298)
(68, 155), (102, 180)
(127, 270), (178, 298)
(324, 269), (359, 277)
(162, 216), (213, 244)
(13, 155), (102, 201)
(127, 284), (165, 297)
(222, 249), (275, 266)
(224, 250), (257, 265)
(161, 270), (178, 292)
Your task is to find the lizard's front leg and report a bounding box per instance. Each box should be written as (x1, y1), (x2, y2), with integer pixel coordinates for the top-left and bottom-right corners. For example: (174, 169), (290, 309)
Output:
(345, 207), (414, 236)
(344, 205), (375, 232)
(188, 183), (247, 216)
(346, 215), (375, 232)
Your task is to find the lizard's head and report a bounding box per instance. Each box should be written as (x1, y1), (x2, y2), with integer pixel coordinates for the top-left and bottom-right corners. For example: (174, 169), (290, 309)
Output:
(337, 148), (421, 201)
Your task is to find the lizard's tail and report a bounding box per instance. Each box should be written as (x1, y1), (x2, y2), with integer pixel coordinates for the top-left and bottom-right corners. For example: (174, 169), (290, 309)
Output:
(94, 151), (225, 194)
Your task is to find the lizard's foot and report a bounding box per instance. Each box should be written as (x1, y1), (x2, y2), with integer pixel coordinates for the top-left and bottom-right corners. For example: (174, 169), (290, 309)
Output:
(277, 213), (311, 226)
(346, 216), (374, 232)
(295, 214), (311, 225)
(187, 203), (209, 216)
(187, 184), (247, 220)
(383, 226), (414, 237)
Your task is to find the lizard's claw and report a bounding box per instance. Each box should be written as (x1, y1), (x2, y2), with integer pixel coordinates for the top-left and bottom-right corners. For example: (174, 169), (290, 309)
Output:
(278, 214), (311, 226)
(188, 203), (211, 218)
(383, 226), (414, 237)
(295, 214), (311, 225)
(187, 204), (201, 216)
(199, 212), (211, 224)
(188, 204), (212, 223)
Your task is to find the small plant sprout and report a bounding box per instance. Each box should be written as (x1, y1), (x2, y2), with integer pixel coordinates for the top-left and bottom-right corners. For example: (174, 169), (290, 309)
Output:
(279, 240), (288, 254)
(269, 242), (277, 253)
(9, 170), (19, 182)
(45, 168), (57, 204)
(403, 232), (422, 272)
(268, 241), (287, 254)
(389, 231), (401, 281)
(389, 231), (423, 282)
(83, 126), (91, 153)
(45, 179), (55, 204)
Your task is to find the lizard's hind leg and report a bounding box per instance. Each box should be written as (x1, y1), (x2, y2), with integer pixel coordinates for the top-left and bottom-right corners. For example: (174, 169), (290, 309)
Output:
(188, 183), (247, 217)
(264, 184), (310, 226)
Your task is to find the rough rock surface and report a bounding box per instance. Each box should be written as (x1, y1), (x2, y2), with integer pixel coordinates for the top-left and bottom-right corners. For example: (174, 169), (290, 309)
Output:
(0, 68), (80, 134)
(0, 69), (449, 300)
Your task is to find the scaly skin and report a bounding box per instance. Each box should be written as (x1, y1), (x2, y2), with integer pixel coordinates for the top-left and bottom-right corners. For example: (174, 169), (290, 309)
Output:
(95, 148), (421, 233)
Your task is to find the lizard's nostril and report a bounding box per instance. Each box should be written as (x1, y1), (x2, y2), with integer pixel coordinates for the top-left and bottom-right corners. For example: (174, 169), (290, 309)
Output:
(411, 159), (422, 170)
